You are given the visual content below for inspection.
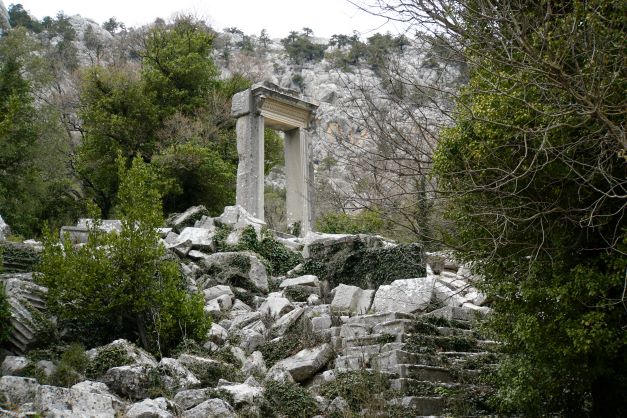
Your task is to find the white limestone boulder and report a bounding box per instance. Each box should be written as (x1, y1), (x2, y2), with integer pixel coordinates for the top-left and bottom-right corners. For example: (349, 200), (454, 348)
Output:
(242, 351), (267, 377)
(158, 357), (200, 391)
(86, 339), (157, 368)
(216, 382), (264, 406)
(259, 292), (293, 318)
(126, 397), (177, 418)
(330, 284), (374, 314)
(168, 205), (210, 233)
(372, 277), (435, 314)
(182, 398), (237, 418)
(1, 356), (28, 376)
(270, 343), (333, 382)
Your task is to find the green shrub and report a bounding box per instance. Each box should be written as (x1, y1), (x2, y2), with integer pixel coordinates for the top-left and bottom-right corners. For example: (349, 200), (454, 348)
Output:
(316, 210), (384, 235)
(261, 381), (319, 418)
(85, 345), (133, 379)
(319, 370), (390, 412)
(37, 156), (211, 356)
(301, 237), (424, 289)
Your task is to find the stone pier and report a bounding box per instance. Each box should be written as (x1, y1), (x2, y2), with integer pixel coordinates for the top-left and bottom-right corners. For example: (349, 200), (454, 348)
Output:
(231, 83), (318, 236)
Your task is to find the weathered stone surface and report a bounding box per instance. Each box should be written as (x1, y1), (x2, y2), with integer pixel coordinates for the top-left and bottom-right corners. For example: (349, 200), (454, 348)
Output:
(173, 388), (211, 410)
(177, 227), (215, 252)
(35, 383), (124, 417)
(203, 285), (234, 301)
(242, 351), (267, 377)
(231, 311), (263, 330)
(259, 293), (293, 318)
(182, 398), (237, 418)
(71, 380), (114, 396)
(0, 273), (48, 353)
(216, 382), (264, 405)
(208, 323), (229, 343)
(0, 376), (39, 405)
(311, 315), (332, 332)
(1, 356), (28, 376)
(238, 328), (265, 354)
(126, 397), (176, 418)
(158, 357), (200, 391)
(168, 205), (210, 233)
(198, 252), (268, 293)
(271, 306), (305, 335)
(279, 275), (319, 289)
(86, 339), (157, 368)
(102, 365), (156, 400)
(330, 284), (372, 314)
(271, 343), (333, 382)
(0, 214), (9, 240)
(372, 277), (435, 313)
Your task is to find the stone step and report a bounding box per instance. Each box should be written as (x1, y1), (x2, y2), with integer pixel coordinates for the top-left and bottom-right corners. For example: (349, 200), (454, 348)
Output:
(372, 319), (415, 335)
(395, 364), (455, 383)
(390, 396), (446, 416)
(334, 354), (368, 371)
(436, 326), (474, 337)
(343, 333), (406, 348)
(346, 311), (415, 328)
(372, 350), (443, 371)
(343, 344), (383, 358)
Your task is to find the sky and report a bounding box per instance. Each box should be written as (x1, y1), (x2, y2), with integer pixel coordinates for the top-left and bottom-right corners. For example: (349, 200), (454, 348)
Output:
(10, 0), (401, 39)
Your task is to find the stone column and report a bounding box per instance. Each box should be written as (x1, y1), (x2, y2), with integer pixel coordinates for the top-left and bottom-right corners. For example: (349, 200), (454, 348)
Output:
(232, 90), (265, 220)
(284, 127), (311, 235)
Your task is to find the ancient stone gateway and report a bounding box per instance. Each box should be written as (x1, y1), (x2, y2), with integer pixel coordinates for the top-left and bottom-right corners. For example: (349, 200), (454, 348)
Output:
(231, 83), (318, 236)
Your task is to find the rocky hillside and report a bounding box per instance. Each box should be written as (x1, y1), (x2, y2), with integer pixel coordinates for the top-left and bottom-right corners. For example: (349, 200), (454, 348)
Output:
(0, 205), (497, 417)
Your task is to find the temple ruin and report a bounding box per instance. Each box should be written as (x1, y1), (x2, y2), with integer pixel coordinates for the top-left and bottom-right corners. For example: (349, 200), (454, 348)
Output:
(231, 83), (318, 236)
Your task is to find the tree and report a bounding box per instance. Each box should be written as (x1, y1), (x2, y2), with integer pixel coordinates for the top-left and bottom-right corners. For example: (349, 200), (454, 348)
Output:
(102, 17), (125, 35)
(38, 155), (210, 356)
(0, 35), (41, 235)
(353, 0), (625, 415)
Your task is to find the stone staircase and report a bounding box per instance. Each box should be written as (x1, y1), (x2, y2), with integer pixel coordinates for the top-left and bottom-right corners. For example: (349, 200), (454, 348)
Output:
(0, 273), (48, 354)
(330, 307), (499, 416)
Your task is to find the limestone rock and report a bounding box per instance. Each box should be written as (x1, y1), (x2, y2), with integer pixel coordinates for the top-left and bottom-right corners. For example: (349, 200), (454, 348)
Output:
(168, 205), (210, 233)
(125, 397), (177, 418)
(270, 343), (333, 382)
(1, 356), (28, 376)
(35, 383), (124, 417)
(208, 323), (229, 343)
(241, 351), (266, 377)
(259, 292), (293, 318)
(203, 285), (235, 302)
(238, 328), (265, 354)
(158, 357), (200, 391)
(198, 252), (268, 293)
(330, 284), (373, 314)
(271, 307), (305, 336)
(0, 376), (39, 406)
(0, 214), (9, 240)
(216, 382), (264, 406)
(0, 273), (48, 353)
(279, 274), (319, 289)
(182, 398), (236, 418)
(173, 388), (212, 410)
(71, 380), (114, 396)
(177, 227), (215, 252)
(86, 339), (157, 368)
(102, 365), (156, 400)
(372, 277), (435, 313)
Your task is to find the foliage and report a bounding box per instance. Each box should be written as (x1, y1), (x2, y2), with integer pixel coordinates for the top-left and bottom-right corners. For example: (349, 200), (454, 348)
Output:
(301, 238), (424, 289)
(153, 143), (235, 214)
(0, 40), (40, 236)
(261, 381), (319, 418)
(85, 345), (132, 379)
(280, 30), (327, 64)
(422, 0), (627, 415)
(319, 370), (391, 413)
(0, 281), (11, 344)
(37, 156), (210, 356)
(0, 242), (40, 273)
(316, 210), (384, 235)
(49, 343), (89, 387)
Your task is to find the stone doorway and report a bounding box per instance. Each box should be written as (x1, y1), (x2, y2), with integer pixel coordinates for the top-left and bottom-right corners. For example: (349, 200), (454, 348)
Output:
(231, 83), (318, 236)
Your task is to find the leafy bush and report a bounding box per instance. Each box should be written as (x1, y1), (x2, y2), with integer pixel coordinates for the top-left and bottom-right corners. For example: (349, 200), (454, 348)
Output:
(280, 30), (327, 64)
(85, 345), (133, 379)
(319, 370), (390, 413)
(301, 238), (424, 289)
(37, 156), (210, 356)
(316, 210), (384, 235)
(261, 381), (319, 418)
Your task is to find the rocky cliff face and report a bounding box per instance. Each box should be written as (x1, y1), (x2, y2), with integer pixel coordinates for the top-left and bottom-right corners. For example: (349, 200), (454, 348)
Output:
(0, 0), (10, 33)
